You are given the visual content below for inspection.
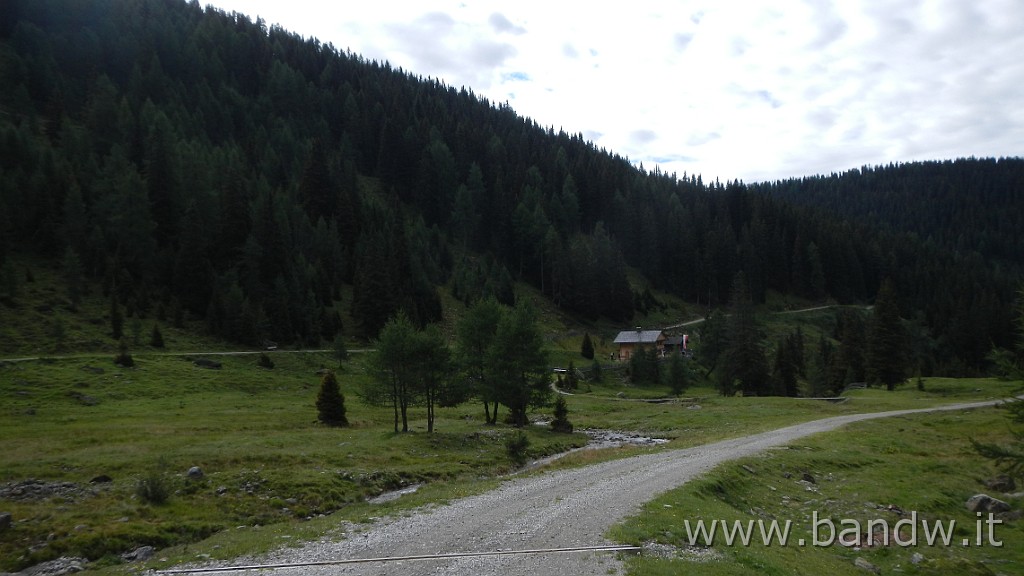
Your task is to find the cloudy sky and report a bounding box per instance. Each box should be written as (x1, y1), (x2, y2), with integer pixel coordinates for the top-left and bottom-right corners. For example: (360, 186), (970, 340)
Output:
(208, 0), (1022, 183)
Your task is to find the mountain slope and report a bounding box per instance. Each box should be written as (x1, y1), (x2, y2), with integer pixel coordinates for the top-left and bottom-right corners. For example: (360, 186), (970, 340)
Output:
(0, 0), (1018, 374)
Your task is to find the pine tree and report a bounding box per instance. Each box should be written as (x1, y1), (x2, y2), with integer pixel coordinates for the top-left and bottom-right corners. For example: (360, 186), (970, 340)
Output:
(867, 279), (909, 390)
(719, 272), (769, 396)
(668, 351), (690, 396)
(316, 371), (348, 427)
(581, 332), (595, 359)
(110, 293), (124, 340)
(150, 323), (165, 348)
(550, 396), (573, 433)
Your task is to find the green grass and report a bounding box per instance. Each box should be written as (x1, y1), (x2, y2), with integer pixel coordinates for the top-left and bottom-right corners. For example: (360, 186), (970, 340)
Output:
(2, 345), (1015, 574)
(609, 407), (1024, 575)
(3, 261), (1020, 574)
(0, 352), (587, 573)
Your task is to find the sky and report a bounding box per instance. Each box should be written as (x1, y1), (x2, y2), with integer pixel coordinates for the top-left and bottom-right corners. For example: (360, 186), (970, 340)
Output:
(207, 0), (1023, 183)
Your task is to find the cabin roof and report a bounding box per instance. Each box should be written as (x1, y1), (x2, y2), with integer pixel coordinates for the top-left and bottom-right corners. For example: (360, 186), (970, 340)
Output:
(613, 330), (664, 344)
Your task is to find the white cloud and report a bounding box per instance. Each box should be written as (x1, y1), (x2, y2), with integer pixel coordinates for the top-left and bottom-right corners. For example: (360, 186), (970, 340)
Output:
(209, 0), (1023, 183)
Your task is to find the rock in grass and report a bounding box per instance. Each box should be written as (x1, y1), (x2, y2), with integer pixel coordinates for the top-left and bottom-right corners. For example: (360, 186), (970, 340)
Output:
(0, 511), (11, 531)
(854, 557), (881, 574)
(966, 493), (1011, 513)
(122, 546), (155, 562)
(187, 466), (204, 479)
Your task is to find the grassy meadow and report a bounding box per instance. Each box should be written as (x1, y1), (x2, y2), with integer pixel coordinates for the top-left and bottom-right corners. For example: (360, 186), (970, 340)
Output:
(1, 266), (1020, 573)
(1, 344), (1018, 574)
(610, 406), (1024, 575)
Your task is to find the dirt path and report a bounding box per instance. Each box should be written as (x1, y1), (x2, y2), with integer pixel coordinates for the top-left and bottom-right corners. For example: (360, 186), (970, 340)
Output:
(165, 399), (1004, 576)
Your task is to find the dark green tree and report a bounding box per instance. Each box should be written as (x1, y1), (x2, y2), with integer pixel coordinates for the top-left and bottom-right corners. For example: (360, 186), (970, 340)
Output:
(668, 350), (691, 396)
(150, 323), (164, 348)
(866, 279), (909, 390)
(629, 346), (660, 385)
(456, 297), (506, 424)
(973, 290), (1024, 479)
(718, 272), (769, 396)
(550, 396), (573, 433)
(580, 332), (595, 359)
(487, 300), (550, 427)
(61, 247), (84, 310)
(110, 293), (124, 340)
(316, 371), (348, 427)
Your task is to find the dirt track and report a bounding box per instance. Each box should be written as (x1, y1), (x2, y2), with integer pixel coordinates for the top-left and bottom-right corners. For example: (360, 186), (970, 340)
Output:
(165, 400), (1002, 576)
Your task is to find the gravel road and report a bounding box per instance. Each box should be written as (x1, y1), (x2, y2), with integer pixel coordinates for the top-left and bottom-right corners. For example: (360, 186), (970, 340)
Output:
(165, 400), (1002, 576)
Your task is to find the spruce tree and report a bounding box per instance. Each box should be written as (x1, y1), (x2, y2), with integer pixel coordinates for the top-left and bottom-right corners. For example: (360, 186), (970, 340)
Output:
(110, 294), (124, 340)
(668, 351), (690, 396)
(866, 279), (909, 391)
(150, 323), (165, 348)
(580, 332), (595, 359)
(316, 371), (348, 427)
(550, 396), (573, 433)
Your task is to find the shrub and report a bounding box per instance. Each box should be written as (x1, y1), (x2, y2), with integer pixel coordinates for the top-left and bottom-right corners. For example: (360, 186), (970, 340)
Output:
(257, 352), (275, 369)
(505, 431), (531, 466)
(135, 470), (170, 505)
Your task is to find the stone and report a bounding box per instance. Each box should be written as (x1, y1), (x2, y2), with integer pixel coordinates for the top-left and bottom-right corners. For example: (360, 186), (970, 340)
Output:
(89, 475), (113, 484)
(911, 552), (925, 564)
(966, 494), (992, 512)
(0, 512), (11, 531)
(854, 557), (881, 574)
(802, 472), (816, 484)
(187, 466), (204, 479)
(192, 358), (222, 369)
(966, 493), (1011, 513)
(122, 545), (156, 562)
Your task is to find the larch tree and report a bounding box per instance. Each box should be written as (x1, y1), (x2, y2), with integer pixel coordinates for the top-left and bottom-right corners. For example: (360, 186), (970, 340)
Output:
(455, 297), (505, 424)
(487, 300), (550, 427)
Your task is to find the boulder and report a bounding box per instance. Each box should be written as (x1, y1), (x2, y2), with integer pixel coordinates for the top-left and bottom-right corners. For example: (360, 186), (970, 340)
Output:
(122, 546), (155, 562)
(0, 511), (11, 531)
(89, 475), (113, 484)
(192, 358), (222, 369)
(966, 493), (1011, 513)
(801, 472), (816, 484)
(186, 466), (204, 480)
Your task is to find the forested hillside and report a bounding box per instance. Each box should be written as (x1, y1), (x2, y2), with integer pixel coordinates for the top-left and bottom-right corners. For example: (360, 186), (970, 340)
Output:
(0, 0), (1019, 374)
(752, 159), (1024, 273)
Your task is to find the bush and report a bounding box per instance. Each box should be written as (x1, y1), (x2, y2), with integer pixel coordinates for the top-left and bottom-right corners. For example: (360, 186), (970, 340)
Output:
(150, 323), (165, 348)
(505, 431), (531, 467)
(135, 470), (171, 505)
(257, 352), (275, 369)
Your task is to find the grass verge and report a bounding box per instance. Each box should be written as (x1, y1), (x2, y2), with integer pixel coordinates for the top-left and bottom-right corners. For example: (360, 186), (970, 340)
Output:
(609, 406), (1024, 575)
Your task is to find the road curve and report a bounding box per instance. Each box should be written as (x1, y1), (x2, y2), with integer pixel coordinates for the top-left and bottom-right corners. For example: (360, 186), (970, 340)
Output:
(168, 399), (1005, 576)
